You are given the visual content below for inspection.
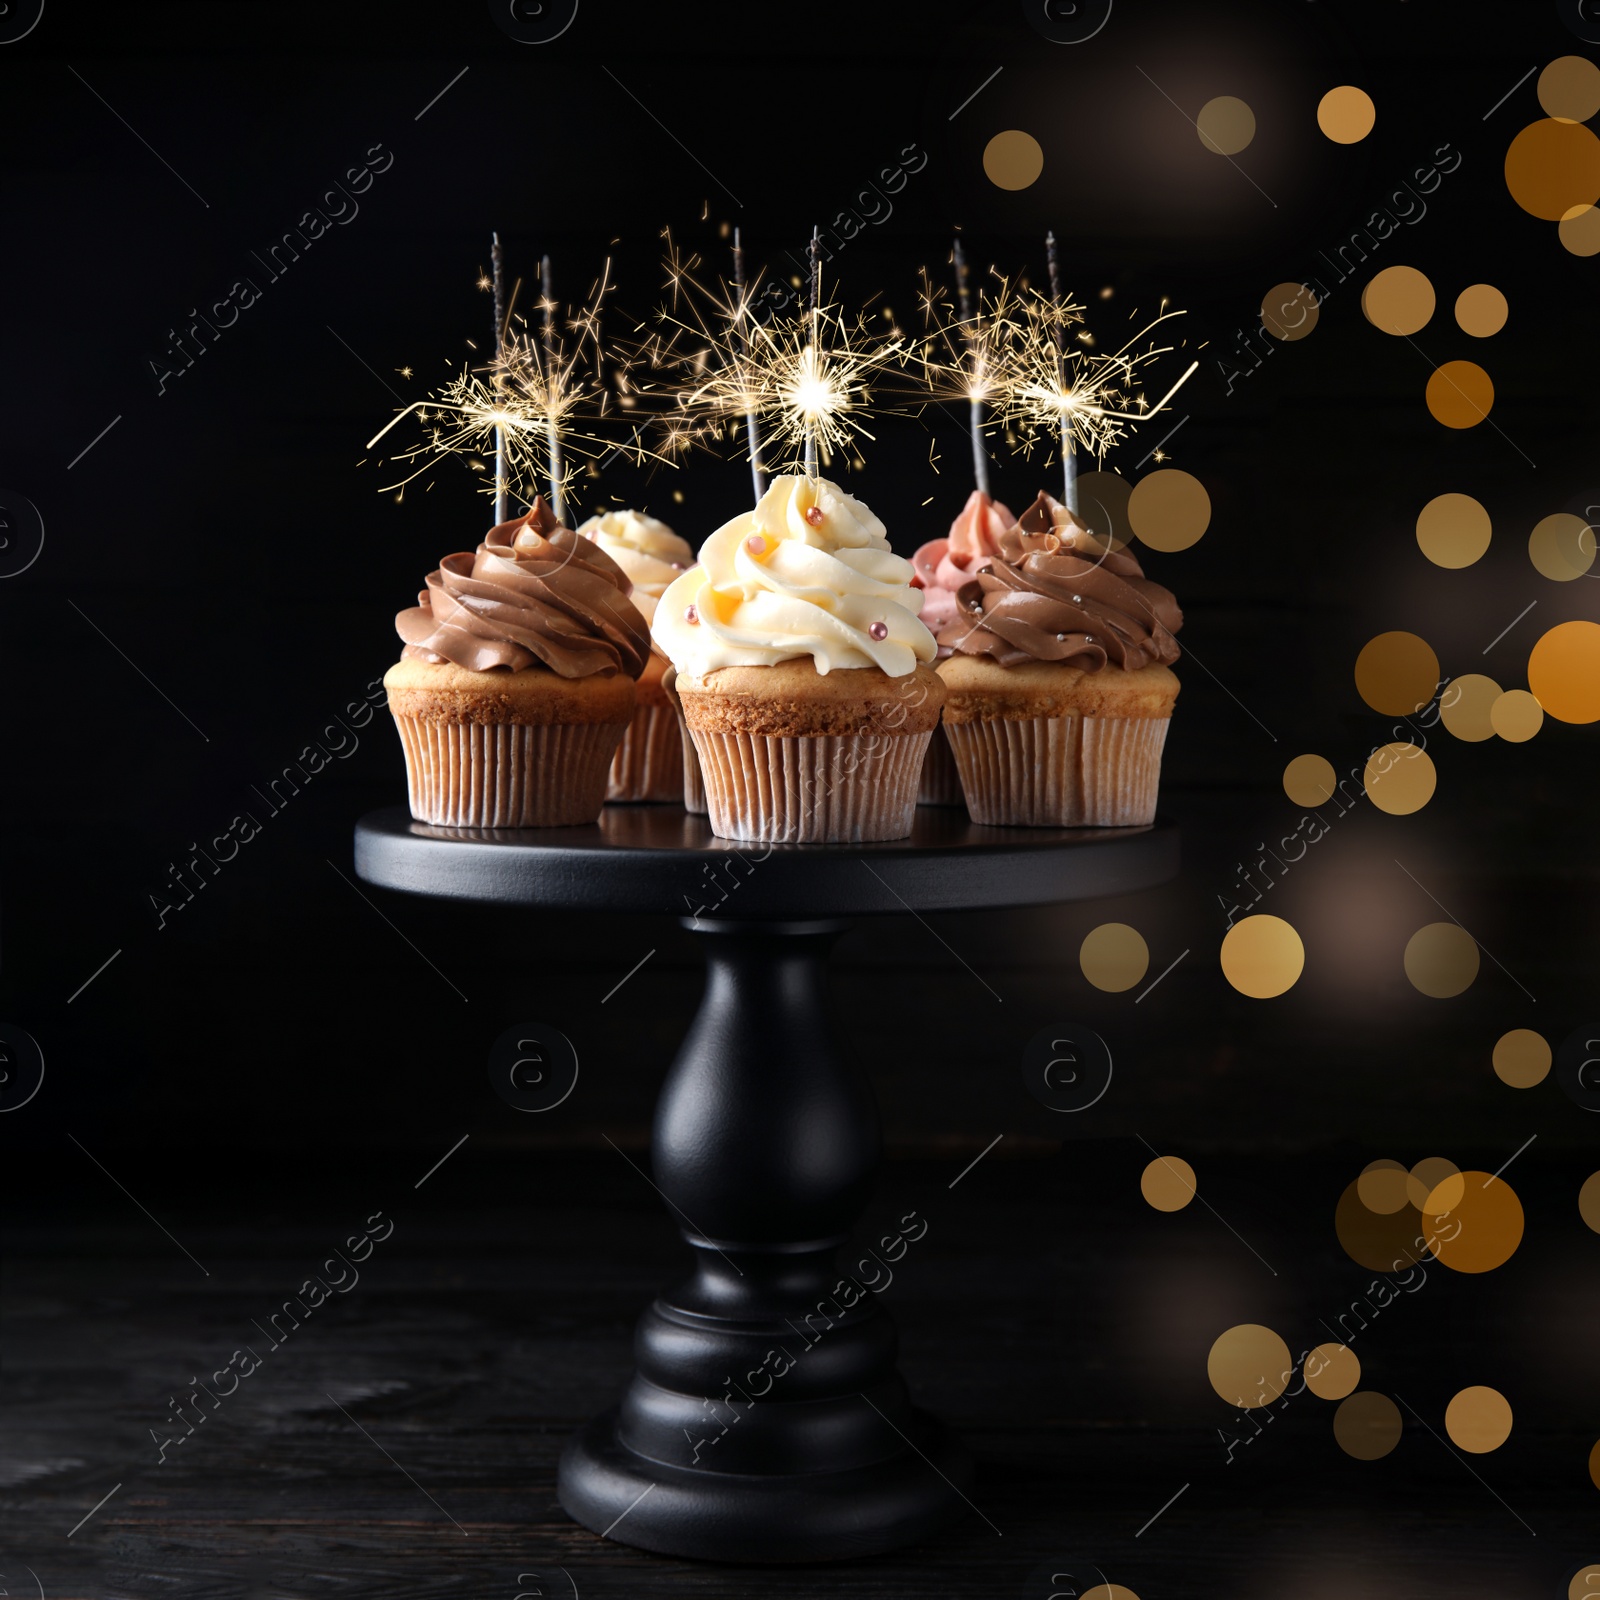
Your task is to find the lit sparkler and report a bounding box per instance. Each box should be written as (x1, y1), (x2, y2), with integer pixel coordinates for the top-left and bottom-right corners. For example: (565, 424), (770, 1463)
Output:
(368, 255), (655, 515)
(628, 227), (910, 485)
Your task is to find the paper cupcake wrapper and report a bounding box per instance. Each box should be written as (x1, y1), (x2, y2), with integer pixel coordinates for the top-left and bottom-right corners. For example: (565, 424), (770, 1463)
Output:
(917, 725), (966, 808)
(944, 714), (1169, 827)
(606, 702), (684, 804)
(392, 713), (623, 828)
(689, 728), (932, 843)
(680, 720), (708, 815)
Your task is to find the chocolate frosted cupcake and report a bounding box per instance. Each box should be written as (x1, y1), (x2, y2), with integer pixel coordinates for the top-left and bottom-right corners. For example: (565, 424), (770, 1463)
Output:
(936, 490), (1181, 827)
(910, 489), (1013, 806)
(385, 497), (650, 827)
(576, 508), (696, 803)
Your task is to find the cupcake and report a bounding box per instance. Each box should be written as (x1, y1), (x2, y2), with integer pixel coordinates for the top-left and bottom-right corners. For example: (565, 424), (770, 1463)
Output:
(910, 489), (1013, 807)
(936, 490), (1181, 827)
(576, 508), (697, 803)
(652, 475), (944, 843)
(385, 497), (650, 827)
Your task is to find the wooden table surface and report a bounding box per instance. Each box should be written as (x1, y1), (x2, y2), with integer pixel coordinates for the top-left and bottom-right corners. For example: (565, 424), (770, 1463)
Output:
(3, 1148), (1596, 1599)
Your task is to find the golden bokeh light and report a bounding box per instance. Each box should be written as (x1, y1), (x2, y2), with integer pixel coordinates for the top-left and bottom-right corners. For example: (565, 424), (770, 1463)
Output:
(1283, 752), (1337, 807)
(1208, 1323), (1292, 1408)
(1076, 469), (1133, 550)
(1197, 95), (1256, 155)
(1404, 923), (1479, 998)
(1446, 1386), (1514, 1453)
(1426, 360), (1495, 429)
(1505, 118), (1600, 219)
(1306, 1342), (1361, 1400)
(1363, 742), (1437, 815)
(1455, 283), (1508, 338)
(983, 130), (1044, 190)
(1220, 914), (1304, 998)
(1362, 265), (1435, 334)
(1539, 55), (1600, 124)
(1592, 1437), (1600, 1493)
(1528, 620), (1600, 723)
(1528, 513), (1596, 581)
(1261, 281), (1320, 341)
(1416, 493), (1492, 569)
(1440, 674), (1501, 742)
(1570, 1565), (1600, 1600)
(1559, 203), (1600, 255)
(1579, 1171), (1600, 1234)
(1355, 631), (1439, 715)
(1318, 85), (1376, 144)
(1335, 1179), (1427, 1272)
(1494, 1028), (1552, 1088)
(1407, 1157), (1461, 1211)
(1081, 1586), (1141, 1600)
(1333, 1392), (1403, 1459)
(1357, 1158), (1411, 1215)
(1490, 688), (1544, 742)
(1080, 922), (1150, 992)
(1128, 468), (1211, 552)
(1423, 1171), (1524, 1273)
(1141, 1155), (1198, 1212)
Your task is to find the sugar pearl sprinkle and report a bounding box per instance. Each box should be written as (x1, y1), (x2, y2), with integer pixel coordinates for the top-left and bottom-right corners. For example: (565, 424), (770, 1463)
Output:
(869, 620), (888, 641)
(804, 505), (824, 527)
(685, 604), (699, 625)
(745, 533), (768, 556)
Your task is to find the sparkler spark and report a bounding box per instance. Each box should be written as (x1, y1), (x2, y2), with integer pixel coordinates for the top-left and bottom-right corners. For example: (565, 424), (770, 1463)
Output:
(912, 260), (1198, 481)
(367, 258), (658, 511)
(627, 229), (910, 479)
(998, 286), (1198, 468)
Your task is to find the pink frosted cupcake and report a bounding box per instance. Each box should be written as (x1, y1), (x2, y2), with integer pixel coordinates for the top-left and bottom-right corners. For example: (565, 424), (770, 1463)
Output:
(910, 490), (1013, 806)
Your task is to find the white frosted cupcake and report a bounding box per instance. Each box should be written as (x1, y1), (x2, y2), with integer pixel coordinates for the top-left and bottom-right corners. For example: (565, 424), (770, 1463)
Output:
(652, 475), (943, 843)
(578, 509), (697, 803)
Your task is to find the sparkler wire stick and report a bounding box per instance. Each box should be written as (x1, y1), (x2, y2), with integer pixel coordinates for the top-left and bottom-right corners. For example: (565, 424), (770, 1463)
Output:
(1044, 229), (1076, 513)
(804, 226), (821, 480)
(541, 254), (566, 523)
(491, 232), (508, 524)
(732, 228), (767, 505)
(951, 234), (990, 497)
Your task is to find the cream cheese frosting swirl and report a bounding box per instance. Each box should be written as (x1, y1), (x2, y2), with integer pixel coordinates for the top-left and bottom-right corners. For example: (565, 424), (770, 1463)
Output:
(575, 508), (694, 631)
(911, 489), (1015, 643)
(397, 497), (650, 679)
(938, 490), (1182, 672)
(651, 475), (935, 677)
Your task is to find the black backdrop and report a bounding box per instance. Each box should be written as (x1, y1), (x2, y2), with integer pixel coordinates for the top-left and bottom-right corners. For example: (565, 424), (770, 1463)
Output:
(4, 0), (1597, 1168)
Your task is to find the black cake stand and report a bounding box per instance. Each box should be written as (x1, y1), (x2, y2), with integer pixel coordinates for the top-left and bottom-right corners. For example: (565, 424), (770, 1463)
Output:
(354, 804), (1178, 1563)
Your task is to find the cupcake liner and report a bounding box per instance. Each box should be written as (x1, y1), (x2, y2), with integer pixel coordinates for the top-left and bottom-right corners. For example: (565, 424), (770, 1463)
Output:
(944, 714), (1169, 827)
(916, 725), (966, 808)
(689, 728), (932, 843)
(680, 718), (708, 814)
(606, 702), (684, 803)
(392, 713), (624, 828)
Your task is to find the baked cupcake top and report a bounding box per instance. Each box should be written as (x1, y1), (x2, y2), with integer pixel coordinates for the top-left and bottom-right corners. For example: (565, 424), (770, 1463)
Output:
(396, 496), (651, 679)
(911, 489), (1015, 645)
(651, 474), (936, 678)
(575, 508), (694, 630)
(937, 490), (1182, 672)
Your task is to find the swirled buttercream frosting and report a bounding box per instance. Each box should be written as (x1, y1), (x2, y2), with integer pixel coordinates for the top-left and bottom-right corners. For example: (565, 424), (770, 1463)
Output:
(575, 508), (694, 631)
(937, 490), (1182, 672)
(911, 489), (1015, 643)
(651, 475), (935, 677)
(396, 496), (650, 678)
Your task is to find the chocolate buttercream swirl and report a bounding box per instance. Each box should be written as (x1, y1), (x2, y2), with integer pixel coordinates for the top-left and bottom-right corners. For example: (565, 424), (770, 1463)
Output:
(937, 490), (1182, 671)
(397, 497), (650, 678)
